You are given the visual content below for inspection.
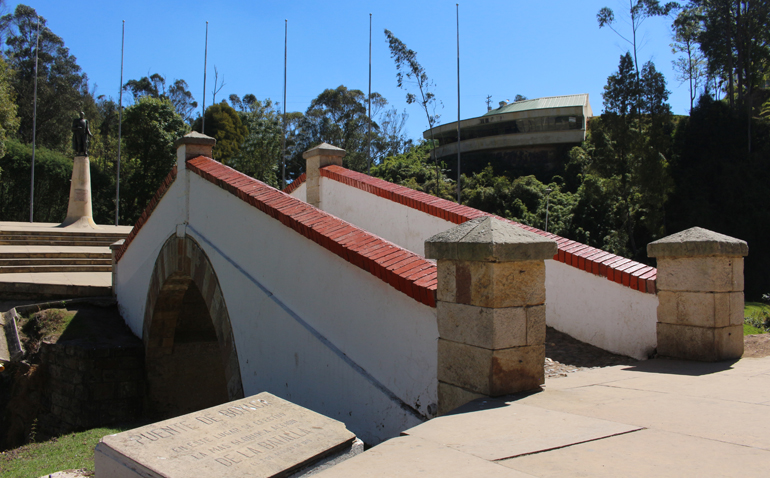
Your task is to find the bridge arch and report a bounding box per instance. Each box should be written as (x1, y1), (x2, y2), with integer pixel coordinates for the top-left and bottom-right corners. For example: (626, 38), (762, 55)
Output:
(142, 234), (243, 419)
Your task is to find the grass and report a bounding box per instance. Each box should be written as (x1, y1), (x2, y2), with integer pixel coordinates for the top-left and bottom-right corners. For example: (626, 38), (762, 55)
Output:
(0, 426), (125, 477)
(744, 302), (770, 336)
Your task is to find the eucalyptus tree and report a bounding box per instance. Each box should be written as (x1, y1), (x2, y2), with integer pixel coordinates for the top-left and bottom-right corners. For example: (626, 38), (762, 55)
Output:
(384, 29), (443, 196)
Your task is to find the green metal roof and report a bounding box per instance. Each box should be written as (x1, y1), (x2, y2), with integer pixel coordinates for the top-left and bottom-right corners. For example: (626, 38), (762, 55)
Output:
(483, 94), (590, 116)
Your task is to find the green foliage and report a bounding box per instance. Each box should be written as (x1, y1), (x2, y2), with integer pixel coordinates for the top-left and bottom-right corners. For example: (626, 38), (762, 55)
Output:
(0, 426), (128, 477)
(372, 142), (455, 200)
(671, 7), (707, 112)
(744, 302), (770, 334)
(192, 101), (246, 165)
(230, 97), (283, 187)
(120, 96), (188, 224)
(667, 93), (770, 298)
(123, 73), (198, 123)
(0, 139), (71, 222)
(1, 4), (91, 153)
(0, 57), (19, 158)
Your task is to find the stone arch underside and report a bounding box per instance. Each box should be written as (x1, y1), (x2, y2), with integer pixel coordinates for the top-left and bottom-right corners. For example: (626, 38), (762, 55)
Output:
(143, 234), (244, 418)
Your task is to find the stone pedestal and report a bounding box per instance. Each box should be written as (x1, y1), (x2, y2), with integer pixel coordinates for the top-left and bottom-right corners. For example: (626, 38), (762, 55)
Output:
(303, 143), (345, 209)
(648, 227), (748, 361)
(426, 217), (557, 414)
(60, 155), (99, 228)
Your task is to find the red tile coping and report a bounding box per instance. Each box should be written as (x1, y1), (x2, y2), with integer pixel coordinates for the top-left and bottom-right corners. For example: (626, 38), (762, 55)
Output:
(185, 156), (436, 307)
(315, 164), (657, 295)
(282, 173), (306, 195)
(115, 166), (177, 263)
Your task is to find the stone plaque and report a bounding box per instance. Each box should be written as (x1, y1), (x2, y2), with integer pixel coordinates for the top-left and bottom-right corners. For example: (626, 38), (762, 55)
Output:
(95, 392), (359, 478)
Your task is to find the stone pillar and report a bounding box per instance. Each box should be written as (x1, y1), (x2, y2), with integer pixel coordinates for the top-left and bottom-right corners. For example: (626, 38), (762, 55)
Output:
(648, 227), (748, 361)
(302, 142), (345, 209)
(174, 132), (215, 225)
(60, 155), (99, 228)
(425, 217), (558, 414)
(110, 239), (125, 297)
(174, 131), (216, 170)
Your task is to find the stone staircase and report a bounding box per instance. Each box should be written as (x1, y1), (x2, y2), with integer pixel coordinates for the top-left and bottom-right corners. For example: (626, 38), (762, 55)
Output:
(0, 223), (132, 299)
(0, 230), (126, 275)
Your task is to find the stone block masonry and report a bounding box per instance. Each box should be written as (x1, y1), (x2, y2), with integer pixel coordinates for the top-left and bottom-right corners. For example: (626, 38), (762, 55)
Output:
(426, 217), (557, 414)
(39, 336), (144, 436)
(648, 227), (748, 361)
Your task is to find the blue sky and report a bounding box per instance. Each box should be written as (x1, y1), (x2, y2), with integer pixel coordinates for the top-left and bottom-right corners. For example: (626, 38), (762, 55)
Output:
(9, 0), (688, 141)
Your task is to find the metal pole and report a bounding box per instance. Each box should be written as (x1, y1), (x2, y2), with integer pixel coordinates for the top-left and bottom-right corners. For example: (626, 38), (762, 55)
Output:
(281, 19), (287, 189)
(29, 16), (40, 223)
(545, 187), (553, 233)
(116, 20), (125, 226)
(367, 13), (372, 175)
(456, 3), (461, 203)
(202, 21), (208, 133)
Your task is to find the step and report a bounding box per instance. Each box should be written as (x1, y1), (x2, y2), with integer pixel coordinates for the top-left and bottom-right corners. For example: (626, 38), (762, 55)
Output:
(0, 234), (124, 243)
(0, 240), (120, 247)
(0, 229), (128, 238)
(0, 258), (112, 266)
(0, 265), (113, 274)
(0, 251), (111, 259)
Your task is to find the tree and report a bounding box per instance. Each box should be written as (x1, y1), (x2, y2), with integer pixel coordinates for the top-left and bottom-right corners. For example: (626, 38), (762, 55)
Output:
(567, 54), (674, 259)
(120, 96), (188, 223)
(192, 101), (247, 165)
(384, 29), (442, 196)
(598, 0), (681, 81)
(123, 73), (197, 123)
(0, 57), (19, 158)
(291, 85), (389, 173)
(229, 97), (283, 187)
(371, 142), (455, 200)
(671, 7), (708, 112)
(1, 4), (92, 152)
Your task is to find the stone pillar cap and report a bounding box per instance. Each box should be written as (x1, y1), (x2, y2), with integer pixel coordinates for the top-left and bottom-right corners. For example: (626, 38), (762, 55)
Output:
(174, 131), (216, 149)
(302, 142), (345, 159)
(647, 226), (748, 258)
(425, 216), (557, 262)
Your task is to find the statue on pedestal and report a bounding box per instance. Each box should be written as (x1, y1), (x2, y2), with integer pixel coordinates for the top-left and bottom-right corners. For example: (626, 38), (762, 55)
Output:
(72, 111), (93, 156)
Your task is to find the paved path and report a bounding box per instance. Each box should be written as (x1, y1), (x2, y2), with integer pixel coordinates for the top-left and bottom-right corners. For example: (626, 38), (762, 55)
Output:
(317, 356), (770, 477)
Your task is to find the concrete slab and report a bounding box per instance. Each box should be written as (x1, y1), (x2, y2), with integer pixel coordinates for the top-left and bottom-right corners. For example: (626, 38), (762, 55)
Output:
(314, 435), (536, 478)
(518, 382), (770, 450)
(499, 428), (770, 478)
(0, 221), (132, 235)
(403, 401), (641, 461)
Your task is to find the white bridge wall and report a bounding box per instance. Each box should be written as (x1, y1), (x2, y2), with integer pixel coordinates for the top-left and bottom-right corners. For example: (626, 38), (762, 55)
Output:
(314, 177), (659, 360)
(116, 172), (437, 445)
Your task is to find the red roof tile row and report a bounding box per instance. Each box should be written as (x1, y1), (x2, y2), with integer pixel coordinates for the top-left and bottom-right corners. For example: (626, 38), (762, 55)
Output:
(282, 173), (306, 195)
(185, 156), (437, 307)
(311, 165), (657, 294)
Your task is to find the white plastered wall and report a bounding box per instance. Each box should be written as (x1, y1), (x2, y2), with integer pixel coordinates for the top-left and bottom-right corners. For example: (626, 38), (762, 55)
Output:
(116, 170), (438, 445)
(312, 177), (659, 359)
(319, 177), (453, 256)
(115, 179), (186, 339)
(287, 181), (306, 202)
(545, 260), (658, 360)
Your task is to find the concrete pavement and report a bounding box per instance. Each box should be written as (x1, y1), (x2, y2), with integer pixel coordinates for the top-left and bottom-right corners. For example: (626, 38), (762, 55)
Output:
(317, 356), (770, 477)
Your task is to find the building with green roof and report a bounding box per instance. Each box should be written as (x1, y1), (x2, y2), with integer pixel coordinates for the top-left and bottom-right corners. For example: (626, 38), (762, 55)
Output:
(423, 94), (593, 179)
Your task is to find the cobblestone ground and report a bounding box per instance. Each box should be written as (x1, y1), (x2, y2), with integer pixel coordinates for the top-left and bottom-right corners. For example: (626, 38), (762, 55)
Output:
(544, 326), (638, 378)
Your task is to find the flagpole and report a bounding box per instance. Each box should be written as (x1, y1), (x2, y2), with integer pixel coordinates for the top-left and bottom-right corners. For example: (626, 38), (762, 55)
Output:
(202, 21), (208, 133)
(29, 15), (40, 222)
(282, 19), (287, 190)
(456, 3), (461, 203)
(115, 20), (125, 226)
(367, 13), (372, 175)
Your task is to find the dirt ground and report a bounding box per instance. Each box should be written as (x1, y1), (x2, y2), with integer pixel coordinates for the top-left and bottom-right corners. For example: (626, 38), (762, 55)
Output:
(545, 327), (770, 378)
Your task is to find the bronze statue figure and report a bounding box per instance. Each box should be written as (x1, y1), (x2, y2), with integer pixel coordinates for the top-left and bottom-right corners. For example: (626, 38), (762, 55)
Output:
(72, 111), (93, 156)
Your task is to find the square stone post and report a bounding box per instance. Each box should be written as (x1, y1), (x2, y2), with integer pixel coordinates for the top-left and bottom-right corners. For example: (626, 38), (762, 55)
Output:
(302, 143), (345, 209)
(174, 132), (215, 225)
(426, 217), (557, 414)
(648, 227), (748, 361)
(110, 239), (125, 297)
